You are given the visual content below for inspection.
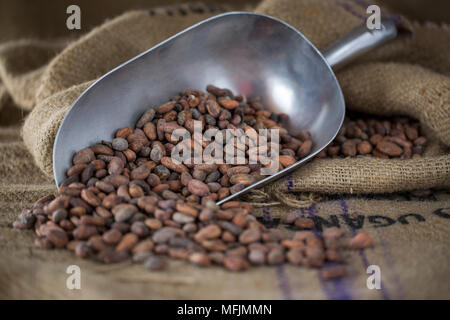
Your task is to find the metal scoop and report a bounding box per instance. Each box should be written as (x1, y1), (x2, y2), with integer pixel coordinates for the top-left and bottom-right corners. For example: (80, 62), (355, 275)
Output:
(53, 12), (397, 203)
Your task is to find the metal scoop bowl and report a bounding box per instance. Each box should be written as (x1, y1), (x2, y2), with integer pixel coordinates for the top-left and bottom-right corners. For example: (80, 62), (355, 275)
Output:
(53, 12), (397, 204)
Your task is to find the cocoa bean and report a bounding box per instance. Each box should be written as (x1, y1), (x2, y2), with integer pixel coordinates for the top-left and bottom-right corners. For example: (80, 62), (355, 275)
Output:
(239, 229), (261, 244)
(357, 141), (372, 155)
(116, 233), (139, 251)
(136, 109), (156, 128)
(194, 224), (221, 242)
(102, 229), (122, 245)
(161, 157), (188, 173)
(19, 85), (387, 276)
(73, 148), (95, 165)
(116, 127), (133, 139)
(349, 232), (373, 249)
(111, 138), (128, 151)
(156, 102), (175, 114)
(189, 252), (211, 267)
(90, 144), (114, 156)
(46, 228), (68, 248)
(297, 140), (312, 158)
(267, 248), (285, 265)
(144, 256), (168, 270)
(286, 250), (304, 265)
(341, 140), (357, 157)
(376, 141), (403, 157)
(73, 225), (98, 240)
(223, 255), (249, 271)
(229, 174), (255, 187)
(279, 155), (296, 167)
(188, 179), (209, 197)
(131, 164), (151, 180)
(112, 204), (137, 222)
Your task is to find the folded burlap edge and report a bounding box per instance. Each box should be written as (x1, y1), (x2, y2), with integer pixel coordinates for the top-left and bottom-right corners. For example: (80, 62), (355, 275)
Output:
(22, 81), (93, 176)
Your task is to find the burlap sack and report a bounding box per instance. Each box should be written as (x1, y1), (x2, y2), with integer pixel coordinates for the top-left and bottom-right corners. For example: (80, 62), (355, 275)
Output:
(0, 0), (448, 196)
(256, 0), (450, 196)
(1, 131), (449, 299)
(0, 0), (450, 300)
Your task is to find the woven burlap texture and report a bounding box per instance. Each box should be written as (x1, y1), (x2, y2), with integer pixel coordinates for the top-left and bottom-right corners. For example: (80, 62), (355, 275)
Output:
(1, 131), (450, 299)
(1, 0), (450, 300)
(0, 0), (449, 196)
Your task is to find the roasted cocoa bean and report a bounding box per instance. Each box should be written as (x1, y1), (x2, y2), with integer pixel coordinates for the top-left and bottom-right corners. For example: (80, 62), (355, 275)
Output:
(349, 232), (373, 249)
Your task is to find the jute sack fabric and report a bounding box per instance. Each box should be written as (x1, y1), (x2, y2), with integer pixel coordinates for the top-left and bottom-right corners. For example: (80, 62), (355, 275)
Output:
(0, 0), (450, 300)
(1, 124), (449, 299)
(254, 0), (450, 196)
(0, 0), (448, 195)
(1, 134), (450, 299)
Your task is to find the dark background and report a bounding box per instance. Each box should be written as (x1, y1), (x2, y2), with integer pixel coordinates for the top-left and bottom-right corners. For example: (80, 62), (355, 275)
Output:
(0, 0), (449, 42)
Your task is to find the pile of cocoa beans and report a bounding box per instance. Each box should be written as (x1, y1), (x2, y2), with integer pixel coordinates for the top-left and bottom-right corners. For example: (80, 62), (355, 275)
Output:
(13, 85), (381, 277)
(318, 115), (426, 159)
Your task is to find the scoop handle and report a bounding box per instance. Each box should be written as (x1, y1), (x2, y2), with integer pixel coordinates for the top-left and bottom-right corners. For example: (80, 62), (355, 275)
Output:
(323, 18), (397, 70)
